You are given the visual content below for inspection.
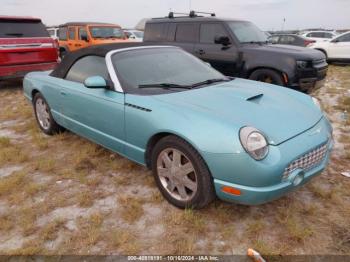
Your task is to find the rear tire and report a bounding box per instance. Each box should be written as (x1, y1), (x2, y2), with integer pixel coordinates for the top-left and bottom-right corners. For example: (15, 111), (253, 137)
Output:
(151, 135), (216, 209)
(33, 93), (63, 135)
(249, 69), (284, 86)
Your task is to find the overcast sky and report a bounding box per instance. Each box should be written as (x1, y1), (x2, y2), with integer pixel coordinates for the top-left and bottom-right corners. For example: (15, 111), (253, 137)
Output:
(2, 0), (350, 30)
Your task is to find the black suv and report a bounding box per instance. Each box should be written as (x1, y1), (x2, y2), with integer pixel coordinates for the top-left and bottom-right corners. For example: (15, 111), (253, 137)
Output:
(143, 12), (328, 93)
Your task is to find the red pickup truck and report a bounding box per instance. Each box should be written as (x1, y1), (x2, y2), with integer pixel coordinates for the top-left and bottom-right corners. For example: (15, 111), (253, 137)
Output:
(0, 16), (59, 80)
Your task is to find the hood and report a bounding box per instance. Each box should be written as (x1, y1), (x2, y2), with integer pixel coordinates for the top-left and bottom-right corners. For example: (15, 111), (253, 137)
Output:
(242, 43), (326, 60)
(153, 79), (323, 145)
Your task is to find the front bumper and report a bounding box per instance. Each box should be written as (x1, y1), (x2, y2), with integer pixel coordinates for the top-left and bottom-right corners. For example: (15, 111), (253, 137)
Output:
(214, 140), (332, 205)
(201, 116), (333, 205)
(291, 60), (328, 93)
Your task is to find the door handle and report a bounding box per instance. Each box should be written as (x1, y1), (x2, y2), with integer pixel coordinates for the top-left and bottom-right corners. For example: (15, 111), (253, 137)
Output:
(60, 91), (66, 96)
(75, 44), (82, 47)
(196, 49), (205, 55)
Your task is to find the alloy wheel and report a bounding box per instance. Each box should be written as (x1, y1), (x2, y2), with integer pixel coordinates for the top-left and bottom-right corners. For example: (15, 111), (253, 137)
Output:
(156, 148), (198, 201)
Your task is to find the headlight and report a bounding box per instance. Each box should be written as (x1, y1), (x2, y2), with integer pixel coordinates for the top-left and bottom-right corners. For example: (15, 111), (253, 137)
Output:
(239, 127), (269, 160)
(312, 97), (321, 110)
(296, 60), (309, 69)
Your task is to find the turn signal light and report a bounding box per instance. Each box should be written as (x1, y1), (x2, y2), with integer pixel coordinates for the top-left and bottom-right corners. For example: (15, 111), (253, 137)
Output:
(221, 186), (241, 196)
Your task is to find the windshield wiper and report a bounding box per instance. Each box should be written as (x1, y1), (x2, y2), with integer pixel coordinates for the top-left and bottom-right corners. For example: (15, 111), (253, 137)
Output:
(138, 83), (191, 89)
(190, 78), (230, 88)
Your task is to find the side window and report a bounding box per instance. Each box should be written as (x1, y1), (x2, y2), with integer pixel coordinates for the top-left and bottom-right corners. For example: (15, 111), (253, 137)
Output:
(65, 56), (109, 84)
(58, 27), (67, 40)
(324, 33), (333, 38)
(200, 23), (229, 44)
(313, 32), (324, 38)
(144, 23), (168, 41)
(78, 27), (88, 40)
(269, 36), (279, 44)
(337, 33), (350, 42)
(280, 36), (295, 44)
(68, 27), (76, 40)
(175, 24), (197, 42)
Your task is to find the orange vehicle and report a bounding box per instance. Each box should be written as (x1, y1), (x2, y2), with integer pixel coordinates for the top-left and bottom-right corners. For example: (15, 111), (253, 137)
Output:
(58, 22), (130, 57)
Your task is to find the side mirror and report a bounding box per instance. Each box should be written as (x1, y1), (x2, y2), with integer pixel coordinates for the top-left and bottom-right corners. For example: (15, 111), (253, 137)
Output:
(331, 39), (339, 43)
(214, 36), (231, 46)
(84, 76), (108, 88)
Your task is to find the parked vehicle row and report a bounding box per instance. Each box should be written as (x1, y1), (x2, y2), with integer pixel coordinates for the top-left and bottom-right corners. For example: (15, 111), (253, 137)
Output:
(23, 43), (334, 209)
(143, 12), (328, 93)
(0, 16), (59, 80)
(308, 31), (350, 62)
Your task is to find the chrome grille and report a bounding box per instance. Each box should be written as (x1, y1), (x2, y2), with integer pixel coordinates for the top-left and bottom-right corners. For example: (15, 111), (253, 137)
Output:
(282, 142), (328, 180)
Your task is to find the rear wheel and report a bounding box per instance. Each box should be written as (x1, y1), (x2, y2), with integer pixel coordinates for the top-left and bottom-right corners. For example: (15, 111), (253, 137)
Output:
(249, 69), (284, 86)
(151, 135), (215, 209)
(33, 93), (63, 135)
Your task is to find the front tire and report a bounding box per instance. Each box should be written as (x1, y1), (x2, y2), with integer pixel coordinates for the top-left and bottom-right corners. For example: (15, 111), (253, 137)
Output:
(33, 93), (63, 135)
(151, 135), (215, 209)
(249, 68), (284, 86)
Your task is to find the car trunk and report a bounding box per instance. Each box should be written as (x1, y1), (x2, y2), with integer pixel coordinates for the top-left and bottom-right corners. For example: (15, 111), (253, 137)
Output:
(0, 18), (58, 67)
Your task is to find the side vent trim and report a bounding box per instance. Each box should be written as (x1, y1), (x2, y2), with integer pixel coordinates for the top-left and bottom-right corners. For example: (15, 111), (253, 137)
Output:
(125, 103), (152, 112)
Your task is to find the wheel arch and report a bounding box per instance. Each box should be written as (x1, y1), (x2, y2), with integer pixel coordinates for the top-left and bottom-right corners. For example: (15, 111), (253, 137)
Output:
(247, 66), (288, 85)
(314, 48), (328, 58)
(31, 89), (41, 103)
(145, 131), (204, 169)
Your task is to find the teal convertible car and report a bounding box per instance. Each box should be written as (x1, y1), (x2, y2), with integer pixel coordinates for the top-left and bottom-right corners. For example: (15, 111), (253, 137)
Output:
(23, 43), (333, 209)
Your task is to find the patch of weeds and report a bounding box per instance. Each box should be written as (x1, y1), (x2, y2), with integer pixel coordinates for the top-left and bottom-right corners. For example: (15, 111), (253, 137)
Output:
(39, 219), (66, 241)
(148, 191), (163, 204)
(0, 214), (14, 231)
(166, 209), (205, 233)
(108, 228), (136, 251)
(253, 239), (280, 257)
(119, 195), (144, 223)
(308, 183), (333, 199)
(31, 158), (56, 173)
(246, 219), (266, 237)
(286, 217), (313, 242)
(18, 206), (38, 236)
(0, 136), (11, 147)
(24, 182), (45, 196)
(332, 225), (350, 252)
(0, 171), (26, 196)
(76, 190), (95, 208)
(0, 145), (28, 166)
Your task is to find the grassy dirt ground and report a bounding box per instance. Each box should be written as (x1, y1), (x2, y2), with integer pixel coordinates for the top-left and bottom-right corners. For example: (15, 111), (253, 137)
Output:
(0, 65), (349, 256)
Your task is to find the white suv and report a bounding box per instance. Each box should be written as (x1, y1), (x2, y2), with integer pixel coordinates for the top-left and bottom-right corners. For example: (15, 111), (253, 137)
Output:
(308, 31), (350, 61)
(301, 31), (337, 42)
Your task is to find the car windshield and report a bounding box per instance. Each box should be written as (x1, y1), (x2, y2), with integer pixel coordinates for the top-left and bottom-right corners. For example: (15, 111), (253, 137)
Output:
(0, 20), (49, 38)
(133, 31), (144, 38)
(89, 26), (124, 39)
(112, 48), (225, 90)
(227, 21), (267, 44)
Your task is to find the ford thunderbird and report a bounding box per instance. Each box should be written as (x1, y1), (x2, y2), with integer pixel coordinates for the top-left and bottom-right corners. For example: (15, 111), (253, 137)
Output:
(23, 43), (333, 209)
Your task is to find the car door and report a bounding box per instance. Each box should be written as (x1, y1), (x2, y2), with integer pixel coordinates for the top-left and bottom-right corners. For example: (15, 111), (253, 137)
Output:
(194, 23), (238, 76)
(75, 26), (90, 50)
(173, 23), (198, 54)
(67, 26), (77, 51)
(327, 33), (350, 59)
(60, 55), (125, 153)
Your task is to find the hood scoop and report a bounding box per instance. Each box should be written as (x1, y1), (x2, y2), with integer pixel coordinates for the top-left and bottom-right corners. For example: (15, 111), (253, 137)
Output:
(246, 93), (264, 103)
